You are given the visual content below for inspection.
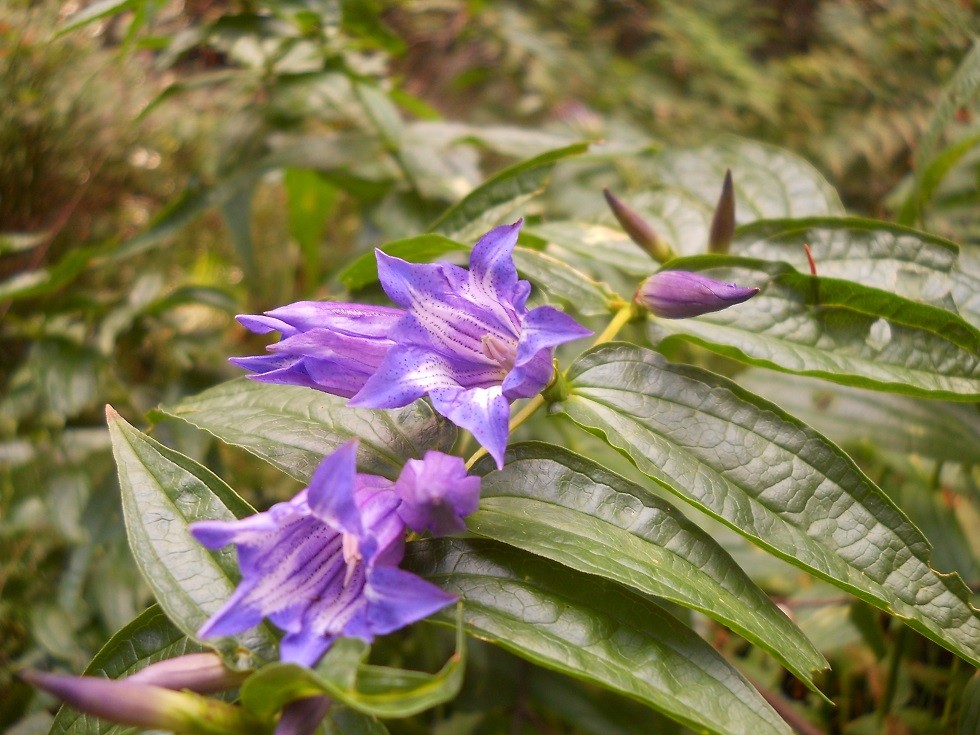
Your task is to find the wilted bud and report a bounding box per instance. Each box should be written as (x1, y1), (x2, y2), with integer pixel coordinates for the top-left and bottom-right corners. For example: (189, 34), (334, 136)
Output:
(636, 271), (759, 319)
(708, 169), (735, 254)
(19, 669), (259, 734)
(603, 188), (676, 263)
(126, 653), (248, 694)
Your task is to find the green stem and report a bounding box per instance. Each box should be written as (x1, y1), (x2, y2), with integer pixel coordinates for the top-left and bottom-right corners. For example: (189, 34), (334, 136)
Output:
(464, 303), (638, 470)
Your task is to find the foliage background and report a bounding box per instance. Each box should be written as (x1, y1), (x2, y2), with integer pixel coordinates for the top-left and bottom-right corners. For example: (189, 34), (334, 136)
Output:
(1, 1), (978, 733)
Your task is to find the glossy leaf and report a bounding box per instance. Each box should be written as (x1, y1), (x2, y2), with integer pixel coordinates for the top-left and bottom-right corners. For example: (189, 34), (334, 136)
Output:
(48, 606), (203, 735)
(430, 143), (589, 242)
(468, 443), (827, 688)
(511, 248), (615, 316)
(652, 256), (980, 401)
(560, 343), (980, 667)
(155, 379), (457, 482)
(241, 612), (464, 719)
(106, 408), (275, 665)
(737, 370), (980, 465)
(404, 538), (790, 735)
(733, 217), (980, 324)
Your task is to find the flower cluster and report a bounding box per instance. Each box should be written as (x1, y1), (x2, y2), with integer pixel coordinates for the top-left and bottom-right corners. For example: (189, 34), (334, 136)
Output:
(234, 221), (592, 468)
(191, 442), (479, 667)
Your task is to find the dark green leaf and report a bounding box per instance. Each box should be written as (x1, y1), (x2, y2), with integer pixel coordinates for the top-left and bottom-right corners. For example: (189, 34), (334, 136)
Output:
(106, 408), (274, 665)
(561, 344), (980, 667)
(469, 443), (827, 688)
(733, 217), (980, 325)
(404, 538), (790, 735)
(48, 606), (203, 735)
(241, 611), (464, 718)
(338, 234), (466, 291)
(430, 143), (589, 242)
(155, 379), (456, 482)
(284, 168), (337, 286)
(511, 248), (616, 316)
(737, 370), (980, 465)
(653, 256), (980, 401)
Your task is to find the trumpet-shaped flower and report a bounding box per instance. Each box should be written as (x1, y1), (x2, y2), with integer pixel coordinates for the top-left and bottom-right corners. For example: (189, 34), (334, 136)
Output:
(349, 221), (591, 467)
(190, 442), (468, 667)
(234, 221), (591, 468)
(636, 270), (759, 319)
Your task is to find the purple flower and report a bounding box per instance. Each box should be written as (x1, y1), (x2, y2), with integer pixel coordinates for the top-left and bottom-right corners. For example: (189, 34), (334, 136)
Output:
(395, 451), (481, 536)
(231, 302), (403, 398)
(190, 442), (476, 667)
(349, 221), (592, 468)
(636, 270), (759, 319)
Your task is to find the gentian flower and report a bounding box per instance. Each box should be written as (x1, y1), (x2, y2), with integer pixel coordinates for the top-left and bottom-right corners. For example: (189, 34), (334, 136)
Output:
(636, 270), (759, 319)
(231, 303), (403, 398)
(395, 451), (481, 536)
(349, 221), (591, 468)
(235, 221), (591, 469)
(190, 442), (474, 667)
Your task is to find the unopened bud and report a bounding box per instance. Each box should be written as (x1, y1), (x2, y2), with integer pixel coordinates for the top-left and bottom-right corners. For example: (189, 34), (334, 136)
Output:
(126, 653), (248, 694)
(636, 271), (759, 319)
(19, 669), (260, 734)
(603, 188), (676, 262)
(708, 169), (735, 254)
(276, 696), (332, 735)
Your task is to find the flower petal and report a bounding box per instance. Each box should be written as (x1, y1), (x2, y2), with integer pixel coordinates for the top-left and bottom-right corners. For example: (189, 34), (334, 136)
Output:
(306, 441), (360, 535)
(360, 566), (456, 638)
(428, 385), (510, 469)
(514, 305), (593, 365)
(395, 451), (481, 536)
(464, 220), (524, 325)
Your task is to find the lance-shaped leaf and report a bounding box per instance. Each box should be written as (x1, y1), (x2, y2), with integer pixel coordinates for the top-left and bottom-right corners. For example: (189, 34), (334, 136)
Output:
(241, 612), (464, 719)
(468, 443), (827, 688)
(430, 142), (589, 242)
(737, 370), (980, 465)
(155, 379), (457, 482)
(404, 538), (790, 735)
(651, 256), (980, 401)
(733, 217), (980, 325)
(107, 408), (276, 665)
(49, 606), (202, 735)
(559, 344), (980, 667)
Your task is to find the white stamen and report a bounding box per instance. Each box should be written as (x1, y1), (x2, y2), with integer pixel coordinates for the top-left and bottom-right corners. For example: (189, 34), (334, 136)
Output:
(341, 533), (361, 587)
(481, 333), (517, 372)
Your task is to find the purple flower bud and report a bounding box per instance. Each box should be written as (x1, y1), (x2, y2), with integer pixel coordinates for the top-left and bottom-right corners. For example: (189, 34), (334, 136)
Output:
(395, 451), (481, 537)
(636, 271), (759, 319)
(125, 653), (247, 694)
(18, 669), (258, 733)
(603, 188), (675, 263)
(276, 696), (332, 735)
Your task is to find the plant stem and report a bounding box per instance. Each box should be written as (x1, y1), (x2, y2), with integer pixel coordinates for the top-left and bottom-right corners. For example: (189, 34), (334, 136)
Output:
(464, 303), (637, 469)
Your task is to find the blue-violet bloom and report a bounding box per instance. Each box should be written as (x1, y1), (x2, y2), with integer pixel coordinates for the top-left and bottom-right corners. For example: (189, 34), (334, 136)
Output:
(636, 270), (759, 319)
(395, 451), (481, 537)
(349, 221), (591, 468)
(190, 442), (471, 667)
(234, 221), (591, 469)
(231, 302), (403, 398)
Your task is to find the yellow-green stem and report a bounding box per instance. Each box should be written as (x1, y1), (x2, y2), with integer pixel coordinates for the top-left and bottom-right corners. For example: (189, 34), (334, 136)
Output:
(464, 303), (638, 470)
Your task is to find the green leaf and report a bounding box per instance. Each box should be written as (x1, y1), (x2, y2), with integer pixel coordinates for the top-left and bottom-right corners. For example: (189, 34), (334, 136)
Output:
(959, 672), (980, 735)
(468, 443), (827, 689)
(511, 248), (616, 316)
(241, 611), (465, 718)
(737, 370), (980, 465)
(404, 538), (790, 735)
(48, 606), (203, 735)
(219, 184), (259, 285)
(430, 143), (589, 242)
(338, 234), (466, 291)
(560, 343), (980, 667)
(106, 407), (275, 665)
(652, 256), (980, 401)
(284, 168), (337, 287)
(56, 0), (137, 36)
(900, 40), (980, 225)
(155, 379), (456, 482)
(733, 217), (980, 325)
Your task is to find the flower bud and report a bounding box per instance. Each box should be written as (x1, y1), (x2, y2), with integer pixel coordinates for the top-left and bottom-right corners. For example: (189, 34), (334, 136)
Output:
(19, 669), (260, 734)
(708, 169), (735, 254)
(603, 188), (676, 263)
(636, 271), (759, 319)
(126, 653), (248, 694)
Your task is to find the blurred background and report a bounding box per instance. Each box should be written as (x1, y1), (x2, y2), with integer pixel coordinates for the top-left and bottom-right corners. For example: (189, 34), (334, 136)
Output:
(1, 1), (978, 733)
